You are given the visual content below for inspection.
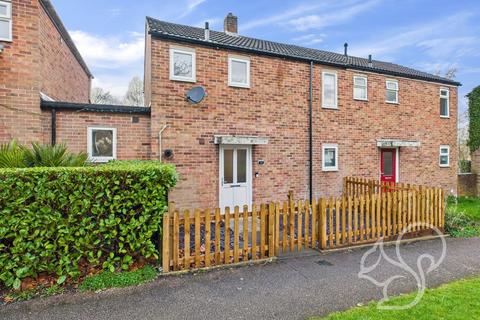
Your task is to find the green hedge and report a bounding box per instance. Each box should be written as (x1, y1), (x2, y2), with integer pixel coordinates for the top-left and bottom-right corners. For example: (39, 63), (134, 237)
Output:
(0, 162), (177, 289)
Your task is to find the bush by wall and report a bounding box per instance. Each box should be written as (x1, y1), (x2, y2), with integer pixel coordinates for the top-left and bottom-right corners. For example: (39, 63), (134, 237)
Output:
(0, 162), (177, 289)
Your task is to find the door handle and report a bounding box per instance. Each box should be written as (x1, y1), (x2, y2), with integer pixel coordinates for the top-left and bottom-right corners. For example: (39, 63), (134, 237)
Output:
(231, 184), (241, 188)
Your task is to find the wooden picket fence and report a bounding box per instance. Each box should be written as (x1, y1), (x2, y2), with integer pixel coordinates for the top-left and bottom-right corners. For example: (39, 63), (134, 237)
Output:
(162, 178), (445, 272)
(344, 176), (418, 197)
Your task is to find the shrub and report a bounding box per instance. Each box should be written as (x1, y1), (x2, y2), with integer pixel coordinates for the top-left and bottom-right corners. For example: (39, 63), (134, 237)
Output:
(0, 162), (177, 289)
(0, 141), (88, 168)
(445, 197), (479, 238)
(459, 160), (472, 173)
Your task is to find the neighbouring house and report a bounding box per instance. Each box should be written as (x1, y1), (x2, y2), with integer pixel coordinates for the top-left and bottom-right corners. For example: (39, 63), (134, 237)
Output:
(1, 2), (461, 210)
(0, 0), (151, 160)
(144, 14), (460, 209)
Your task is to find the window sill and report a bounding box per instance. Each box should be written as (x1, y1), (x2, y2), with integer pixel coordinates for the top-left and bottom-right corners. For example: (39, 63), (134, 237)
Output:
(90, 157), (116, 163)
(322, 106), (339, 110)
(439, 165), (450, 168)
(170, 77), (196, 83)
(440, 115), (450, 119)
(228, 83), (251, 89)
(0, 38), (12, 43)
(322, 168), (339, 172)
(385, 101), (399, 105)
(354, 98), (368, 102)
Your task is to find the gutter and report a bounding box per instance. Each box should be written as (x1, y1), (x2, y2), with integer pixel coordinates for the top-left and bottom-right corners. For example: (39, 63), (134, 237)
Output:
(40, 101), (151, 115)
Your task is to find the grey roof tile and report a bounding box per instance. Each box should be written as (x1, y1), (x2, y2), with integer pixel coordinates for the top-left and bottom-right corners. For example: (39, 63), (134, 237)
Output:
(147, 17), (460, 86)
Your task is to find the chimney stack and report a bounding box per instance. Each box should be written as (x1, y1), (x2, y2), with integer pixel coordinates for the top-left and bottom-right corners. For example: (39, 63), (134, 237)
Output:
(344, 43), (348, 56)
(204, 22), (210, 41)
(224, 13), (238, 34)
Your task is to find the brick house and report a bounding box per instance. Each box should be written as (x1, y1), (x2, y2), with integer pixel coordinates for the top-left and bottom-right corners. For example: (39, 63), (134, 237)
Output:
(0, 0), (150, 160)
(1, 2), (460, 210)
(144, 14), (460, 210)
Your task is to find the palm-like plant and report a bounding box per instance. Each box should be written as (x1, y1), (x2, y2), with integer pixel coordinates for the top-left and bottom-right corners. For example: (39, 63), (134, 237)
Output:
(0, 141), (89, 168)
(24, 142), (89, 167)
(0, 140), (27, 168)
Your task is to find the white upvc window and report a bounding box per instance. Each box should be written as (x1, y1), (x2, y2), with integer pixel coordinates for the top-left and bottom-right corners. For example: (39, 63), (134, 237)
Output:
(169, 47), (196, 82)
(322, 71), (338, 109)
(87, 127), (117, 163)
(385, 80), (399, 103)
(439, 145), (450, 167)
(440, 88), (450, 118)
(322, 144), (338, 171)
(0, 1), (12, 42)
(353, 75), (368, 100)
(228, 56), (250, 88)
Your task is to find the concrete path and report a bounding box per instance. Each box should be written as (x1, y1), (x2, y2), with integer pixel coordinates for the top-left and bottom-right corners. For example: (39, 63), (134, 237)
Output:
(2, 237), (480, 320)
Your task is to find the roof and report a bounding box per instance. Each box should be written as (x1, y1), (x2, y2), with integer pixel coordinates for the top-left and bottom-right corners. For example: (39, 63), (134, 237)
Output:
(146, 17), (460, 86)
(40, 100), (151, 115)
(39, 0), (93, 78)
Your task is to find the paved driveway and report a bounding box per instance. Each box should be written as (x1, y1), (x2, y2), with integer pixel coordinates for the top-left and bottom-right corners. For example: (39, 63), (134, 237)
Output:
(2, 237), (480, 320)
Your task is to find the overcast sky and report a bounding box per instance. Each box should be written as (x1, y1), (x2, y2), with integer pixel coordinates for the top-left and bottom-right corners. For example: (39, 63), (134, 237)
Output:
(51, 0), (479, 114)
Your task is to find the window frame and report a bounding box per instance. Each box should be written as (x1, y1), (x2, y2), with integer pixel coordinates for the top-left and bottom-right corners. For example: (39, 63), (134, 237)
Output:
(87, 127), (117, 163)
(440, 88), (450, 118)
(353, 75), (368, 101)
(322, 71), (338, 109)
(169, 47), (196, 83)
(0, 0), (12, 42)
(322, 143), (339, 172)
(385, 79), (399, 104)
(439, 145), (450, 168)
(228, 56), (251, 88)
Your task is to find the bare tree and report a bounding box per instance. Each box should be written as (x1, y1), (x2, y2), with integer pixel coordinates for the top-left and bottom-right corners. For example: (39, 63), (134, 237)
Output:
(434, 66), (457, 80)
(123, 77), (145, 106)
(90, 87), (120, 105)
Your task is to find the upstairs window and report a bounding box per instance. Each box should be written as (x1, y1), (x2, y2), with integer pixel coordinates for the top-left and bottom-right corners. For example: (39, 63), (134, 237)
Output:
(0, 1), (12, 42)
(386, 80), (398, 103)
(88, 127), (117, 163)
(322, 144), (338, 171)
(322, 71), (338, 109)
(169, 47), (196, 82)
(353, 75), (368, 100)
(439, 145), (450, 167)
(228, 56), (250, 88)
(440, 88), (450, 118)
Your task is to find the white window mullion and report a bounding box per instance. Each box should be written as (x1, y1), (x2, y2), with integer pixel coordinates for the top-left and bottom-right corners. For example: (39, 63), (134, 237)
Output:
(386, 80), (398, 104)
(439, 145), (450, 167)
(353, 75), (367, 101)
(440, 88), (450, 118)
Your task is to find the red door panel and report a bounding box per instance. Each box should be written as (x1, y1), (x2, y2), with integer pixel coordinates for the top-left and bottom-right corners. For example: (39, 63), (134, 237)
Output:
(381, 149), (396, 183)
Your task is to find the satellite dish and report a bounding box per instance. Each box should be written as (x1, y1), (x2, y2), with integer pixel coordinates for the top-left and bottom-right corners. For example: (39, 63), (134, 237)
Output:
(186, 86), (206, 104)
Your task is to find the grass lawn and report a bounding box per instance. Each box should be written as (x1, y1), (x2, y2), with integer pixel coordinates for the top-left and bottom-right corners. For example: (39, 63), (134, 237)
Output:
(445, 196), (480, 237)
(310, 276), (480, 320)
(447, 196), (480, 221)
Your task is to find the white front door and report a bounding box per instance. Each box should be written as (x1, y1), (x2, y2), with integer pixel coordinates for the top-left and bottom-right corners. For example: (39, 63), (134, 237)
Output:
(219, 145), (252, 211)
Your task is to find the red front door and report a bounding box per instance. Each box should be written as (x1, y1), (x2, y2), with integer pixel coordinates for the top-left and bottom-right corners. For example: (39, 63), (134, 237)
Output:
(380, 149), (396, 183)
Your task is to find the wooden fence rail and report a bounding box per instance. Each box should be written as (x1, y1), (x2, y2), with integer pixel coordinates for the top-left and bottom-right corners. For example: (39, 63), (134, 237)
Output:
(344, 177), (420, 197)
(162, 178), (445, 272)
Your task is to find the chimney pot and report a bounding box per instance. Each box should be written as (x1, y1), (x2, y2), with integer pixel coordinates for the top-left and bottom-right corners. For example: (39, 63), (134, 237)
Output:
(368, 54), (373, 67)
(224, 13), (238, 34)
(344, 42), (348, 56)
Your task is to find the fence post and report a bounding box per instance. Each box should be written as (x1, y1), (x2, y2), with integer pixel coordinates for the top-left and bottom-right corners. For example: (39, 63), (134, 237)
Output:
(319, 198), (327, 249)
(162, 202), (174, 272)
(268, 202), (275, 257)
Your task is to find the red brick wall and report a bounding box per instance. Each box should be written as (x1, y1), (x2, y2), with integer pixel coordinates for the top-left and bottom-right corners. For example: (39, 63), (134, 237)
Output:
(149, 38), (458, 210)
(0, 0), (42, 144)
(38, 4), (91, 103)
(42, 111), (151, 159)
(472, 150), (480, 195)
(0, 0), (90, 144)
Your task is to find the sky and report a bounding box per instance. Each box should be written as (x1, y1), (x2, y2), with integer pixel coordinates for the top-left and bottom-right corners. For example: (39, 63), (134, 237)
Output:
(51, 0), (479, 114)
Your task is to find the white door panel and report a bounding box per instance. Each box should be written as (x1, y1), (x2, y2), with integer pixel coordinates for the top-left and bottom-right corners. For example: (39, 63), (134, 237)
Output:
(219, 145), (252, 212)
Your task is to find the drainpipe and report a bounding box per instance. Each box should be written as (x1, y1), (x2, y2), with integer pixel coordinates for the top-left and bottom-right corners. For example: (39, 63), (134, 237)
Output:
(51, 109), (56, 145)
(308, 61), (313, 202)
(158, 124), (168, 162)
